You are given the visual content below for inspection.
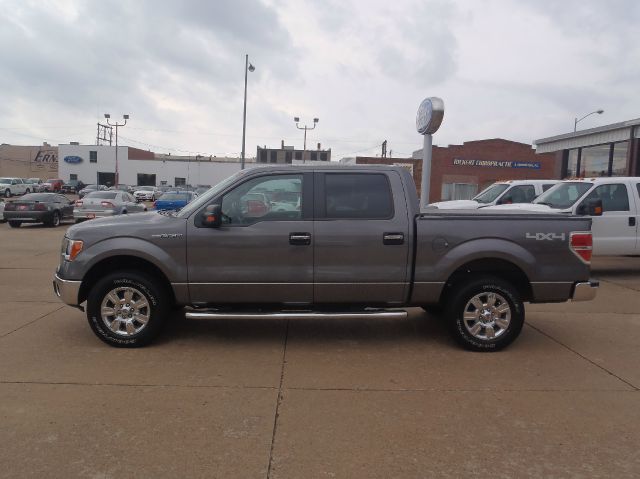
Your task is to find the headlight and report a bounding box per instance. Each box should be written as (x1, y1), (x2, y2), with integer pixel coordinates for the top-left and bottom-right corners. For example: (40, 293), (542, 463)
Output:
(61, 237), (84, 261)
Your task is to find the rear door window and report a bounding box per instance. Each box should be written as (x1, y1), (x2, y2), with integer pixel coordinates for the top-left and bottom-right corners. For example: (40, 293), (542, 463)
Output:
(324, 173), (393, 219)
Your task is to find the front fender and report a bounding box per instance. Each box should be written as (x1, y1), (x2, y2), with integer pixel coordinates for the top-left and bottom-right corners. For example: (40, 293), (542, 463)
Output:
(59, 236), (187, 282)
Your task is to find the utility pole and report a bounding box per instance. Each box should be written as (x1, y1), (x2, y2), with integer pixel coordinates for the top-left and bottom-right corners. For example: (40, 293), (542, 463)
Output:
(104, 113), (129, 186)
(382, 140), (387, 158)
(294, 117), (319, 162)
(241, 54), (255, 170)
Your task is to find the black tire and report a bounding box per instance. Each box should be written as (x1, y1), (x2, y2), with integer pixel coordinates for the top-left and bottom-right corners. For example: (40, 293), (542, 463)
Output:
(8, 221), (21, 228)
(25, 188), (31, 194)
(86, 270), (170, 347)
(4, 189), (10, 198)
(46, 211), (60, 227)
(445, 276), (524, 352)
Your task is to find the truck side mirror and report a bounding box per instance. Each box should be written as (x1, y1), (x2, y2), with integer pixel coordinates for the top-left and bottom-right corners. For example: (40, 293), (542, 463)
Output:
(201, 204), (222, 228)
(577, 199), (603, 216)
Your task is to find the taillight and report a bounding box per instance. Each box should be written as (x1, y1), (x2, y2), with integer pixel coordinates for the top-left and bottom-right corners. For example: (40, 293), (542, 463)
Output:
(4, 202), (15, 211)
(101, 201), (115, 208)
(34, 203), (47, 211)
(570, 232), (593, 263)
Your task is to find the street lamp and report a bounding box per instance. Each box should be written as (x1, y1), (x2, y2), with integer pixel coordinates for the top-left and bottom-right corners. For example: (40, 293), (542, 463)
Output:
(241, 54), (255, 170)
(104, 113), (129, 186)
(294, 117), (319, 162)
(574, 109), (604, 132)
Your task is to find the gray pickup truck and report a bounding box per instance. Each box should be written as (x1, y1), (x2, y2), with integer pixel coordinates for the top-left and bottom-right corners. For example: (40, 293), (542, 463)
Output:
(54, 165), (598, 351)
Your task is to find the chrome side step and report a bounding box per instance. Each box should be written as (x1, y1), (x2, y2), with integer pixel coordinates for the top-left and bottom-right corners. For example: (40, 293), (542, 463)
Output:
(184, 309), (408, 320)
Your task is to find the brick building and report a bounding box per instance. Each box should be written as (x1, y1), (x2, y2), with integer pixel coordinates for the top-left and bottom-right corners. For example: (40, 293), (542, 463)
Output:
(356, 139), (558, 202)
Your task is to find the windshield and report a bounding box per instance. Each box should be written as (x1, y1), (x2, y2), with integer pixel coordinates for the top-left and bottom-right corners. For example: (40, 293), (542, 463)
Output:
(473, 184), (509, 204)
(20, 193), (52, 202)
(0, 178), (12, 183)
(160, 193), (190, 201)
(84, 184), (98, 190)
(86, 192), (117, 199)
(137, 186), (155, 191)
(177, 171), (244, 218)
(533, 182), (593, 209)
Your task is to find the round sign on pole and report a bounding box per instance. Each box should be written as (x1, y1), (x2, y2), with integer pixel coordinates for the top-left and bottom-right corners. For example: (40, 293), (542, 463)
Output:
(416, 97), (444, 135)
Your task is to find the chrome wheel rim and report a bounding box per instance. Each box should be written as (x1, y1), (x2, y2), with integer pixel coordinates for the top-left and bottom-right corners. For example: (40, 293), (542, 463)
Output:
(100, 286), (150, 336)
(462, 292), (511, 340)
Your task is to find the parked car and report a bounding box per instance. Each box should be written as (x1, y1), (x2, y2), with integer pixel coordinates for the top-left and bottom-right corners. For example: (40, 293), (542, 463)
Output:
(54, 165), (598, 351)
(42, 178), (64, 192)
(485, 176), (640, 256)
(3, 193), (74, 227)
(430, 180), (559, 210)
(0, 177), (30, 197)
(25, 178), (46, 192)
(78, 184), (107, 199)
(134, 186), (160, 202)
(61, 180), (85, 194)
(107, 184), (134, 194)
(153, 191), (198, 211)
(74, 191), (146, 222)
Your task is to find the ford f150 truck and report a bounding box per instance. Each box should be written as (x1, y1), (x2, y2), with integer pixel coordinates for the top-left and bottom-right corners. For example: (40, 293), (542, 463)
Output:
(485, 177), (640, 256)
(53, 165), (598, 351)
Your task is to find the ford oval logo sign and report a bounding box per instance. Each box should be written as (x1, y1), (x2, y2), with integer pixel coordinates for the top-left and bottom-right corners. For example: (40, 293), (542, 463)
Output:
(64, 156), (83, 164)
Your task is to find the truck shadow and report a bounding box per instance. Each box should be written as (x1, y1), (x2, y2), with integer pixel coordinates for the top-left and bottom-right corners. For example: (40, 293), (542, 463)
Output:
(158, 310), (452, 347)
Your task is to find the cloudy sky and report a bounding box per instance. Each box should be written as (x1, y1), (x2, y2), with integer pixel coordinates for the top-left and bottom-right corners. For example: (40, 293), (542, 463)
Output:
(1, 0), (638, 159)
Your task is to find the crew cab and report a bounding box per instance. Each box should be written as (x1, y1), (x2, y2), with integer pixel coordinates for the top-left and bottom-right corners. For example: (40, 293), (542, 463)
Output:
(430, 180), (558, 210)
(53, 166), (598, 351)
(0, 177), (30, 197)
(485, 177), (640, 256)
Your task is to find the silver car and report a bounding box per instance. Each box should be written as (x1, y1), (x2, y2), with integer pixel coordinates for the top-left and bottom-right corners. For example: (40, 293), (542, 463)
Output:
(74, 191), (147, 222)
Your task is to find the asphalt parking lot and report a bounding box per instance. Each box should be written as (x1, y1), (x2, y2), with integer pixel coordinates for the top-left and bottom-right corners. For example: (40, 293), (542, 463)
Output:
(1, 220), (639, 478)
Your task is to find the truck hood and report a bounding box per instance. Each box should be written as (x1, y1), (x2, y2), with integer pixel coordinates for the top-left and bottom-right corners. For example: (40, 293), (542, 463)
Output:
(430, 200), (482, 209)
(66, 211), (185, 241)
(483, 203), (568, 213)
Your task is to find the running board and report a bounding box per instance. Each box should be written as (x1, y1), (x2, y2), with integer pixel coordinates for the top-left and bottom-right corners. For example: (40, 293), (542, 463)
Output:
(184, 309), (408, 320)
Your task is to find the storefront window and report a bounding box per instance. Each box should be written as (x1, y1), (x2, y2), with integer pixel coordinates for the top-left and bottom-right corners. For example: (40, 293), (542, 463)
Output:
(612, 141), (628, 176)
(580, 144), (610, 177)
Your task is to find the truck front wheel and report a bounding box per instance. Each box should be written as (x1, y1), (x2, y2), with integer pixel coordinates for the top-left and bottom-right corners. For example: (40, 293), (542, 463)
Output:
(445, 276), (524, 352)
(86, 271), (170, 347)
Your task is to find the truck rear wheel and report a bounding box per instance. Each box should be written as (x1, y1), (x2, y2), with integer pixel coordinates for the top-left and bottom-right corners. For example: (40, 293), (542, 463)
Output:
(445, 276), (524, 352)
(86, 271), (170, 347)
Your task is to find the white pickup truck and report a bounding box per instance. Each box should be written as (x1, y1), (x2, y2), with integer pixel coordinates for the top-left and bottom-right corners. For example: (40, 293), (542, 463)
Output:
(0, 177), (30, 198)
(486, 177), (640, 256)
(430, 180), (559, 210)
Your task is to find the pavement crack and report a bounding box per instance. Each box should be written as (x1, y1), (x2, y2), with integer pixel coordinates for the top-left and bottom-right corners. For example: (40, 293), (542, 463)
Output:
(267, 319), (289, 479)
(0, 305), (65, 339)
(526, 323), (639, 391)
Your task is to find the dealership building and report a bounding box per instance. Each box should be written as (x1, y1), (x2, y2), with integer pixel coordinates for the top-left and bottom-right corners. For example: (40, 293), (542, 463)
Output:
(534, 118), (640, 178)
(353, 139), (557, 202)
(58, 144), (253, 187)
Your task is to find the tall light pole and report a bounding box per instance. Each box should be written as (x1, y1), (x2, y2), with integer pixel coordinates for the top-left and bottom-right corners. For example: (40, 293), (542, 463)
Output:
(104, 113), (129, 186)
(294, 117), (319, 162)
(574, 109), (604, 132)
(241, 55), (255, 170)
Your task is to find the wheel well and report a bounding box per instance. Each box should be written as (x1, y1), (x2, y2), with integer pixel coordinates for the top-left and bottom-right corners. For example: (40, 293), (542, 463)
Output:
(440, 258), (532, 303)
(78, 255), (175, 305)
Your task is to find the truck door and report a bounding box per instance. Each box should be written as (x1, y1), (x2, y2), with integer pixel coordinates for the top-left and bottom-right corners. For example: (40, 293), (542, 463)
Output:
(313, 171), (410, 304)
(186, 172), (313, 305)
(634, 183), (640, 253)
(577, 182), (636, 255)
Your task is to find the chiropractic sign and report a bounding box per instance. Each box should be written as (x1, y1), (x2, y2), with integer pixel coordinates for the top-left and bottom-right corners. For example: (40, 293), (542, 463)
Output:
(453, 158), (541, 169)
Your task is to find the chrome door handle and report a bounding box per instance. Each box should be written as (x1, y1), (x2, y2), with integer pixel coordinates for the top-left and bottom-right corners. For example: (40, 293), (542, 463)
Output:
(289, 233), (311, 245)
(383, 233), (404, 245)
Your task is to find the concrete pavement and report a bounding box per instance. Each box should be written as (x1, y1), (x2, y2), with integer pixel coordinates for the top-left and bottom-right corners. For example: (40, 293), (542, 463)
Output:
(0, 222), (639, 478)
